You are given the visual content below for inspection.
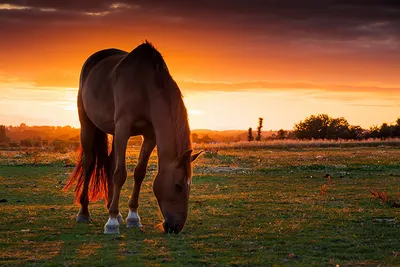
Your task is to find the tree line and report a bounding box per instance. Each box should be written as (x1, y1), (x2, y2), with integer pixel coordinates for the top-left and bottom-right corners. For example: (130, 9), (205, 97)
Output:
(247, 114), (400, 141)
(293, 114), (400, 140)
(2, 114), (400, 147)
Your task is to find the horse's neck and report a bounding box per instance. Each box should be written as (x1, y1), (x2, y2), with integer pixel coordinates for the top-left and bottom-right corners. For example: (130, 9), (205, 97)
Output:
(149, 95), (191, 168)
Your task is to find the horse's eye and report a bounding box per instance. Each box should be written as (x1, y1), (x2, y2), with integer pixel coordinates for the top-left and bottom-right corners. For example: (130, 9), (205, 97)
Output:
(175, 184), (183, 193)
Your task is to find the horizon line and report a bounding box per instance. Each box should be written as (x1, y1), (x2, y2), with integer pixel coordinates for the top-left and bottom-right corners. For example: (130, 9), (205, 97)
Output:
(5, 123), (294, 132)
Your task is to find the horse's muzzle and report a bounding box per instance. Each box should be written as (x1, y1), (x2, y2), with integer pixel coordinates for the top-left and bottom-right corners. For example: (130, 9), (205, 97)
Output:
(163, 221), (183, 234)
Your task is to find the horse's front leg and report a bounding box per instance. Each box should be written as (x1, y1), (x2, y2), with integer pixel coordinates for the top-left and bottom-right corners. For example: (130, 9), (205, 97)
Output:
(104, 124), (129, 234)
(106, 139), (123, 224)
(127, 137), (156, 228)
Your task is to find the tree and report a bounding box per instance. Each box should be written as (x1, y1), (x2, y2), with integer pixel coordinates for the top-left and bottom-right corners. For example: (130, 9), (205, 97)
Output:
(0, 125), (8, 143)
(327, 117), (350, 140)
(368, 125), (380, 139)
(256, 118), (263, 141)
(393, 118), (400, 137)
(293, 114), (331, 139)
(277, 129), (287, 140)
(349, 125), (364, 140)
(379, 123), (393, 139)
(247, 127), (254, 141)
(293, 114), (363, 140)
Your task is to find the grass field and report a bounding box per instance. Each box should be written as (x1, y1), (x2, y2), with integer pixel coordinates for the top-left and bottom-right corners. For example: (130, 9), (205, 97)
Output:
(1, 144), (400, 266)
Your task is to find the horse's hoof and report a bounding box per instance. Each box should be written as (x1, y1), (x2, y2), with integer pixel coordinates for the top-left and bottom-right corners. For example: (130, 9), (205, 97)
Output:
(117, 213), (124, 224)
(76, 213), (91, 223)
(104, 225), (120, 234)
(127, 219), (142, 228)
(104, 217), (120, 234)
(126, 210), (142, 228)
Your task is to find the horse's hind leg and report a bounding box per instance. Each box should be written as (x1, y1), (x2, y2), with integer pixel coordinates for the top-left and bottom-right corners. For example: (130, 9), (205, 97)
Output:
(127, 136), (156, 228)
(76, 123), (96, 222)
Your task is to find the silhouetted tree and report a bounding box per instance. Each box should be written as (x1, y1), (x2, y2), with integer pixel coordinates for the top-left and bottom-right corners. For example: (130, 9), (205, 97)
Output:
(349, 125), (364, 140)
(379, 123), (393, 139)
(0, 125), (8, 143)
(394, 118), (400, 137)
(247, 127), (254, 141)
(364, 119), (400, 139)
(294, 114), (364, 140)
(366, 125), (378, 139)
(294, 114), (331, 139)
(256, 118), (263, 141)
(277, 129), (287, 140)
(327, 117), (350, 139)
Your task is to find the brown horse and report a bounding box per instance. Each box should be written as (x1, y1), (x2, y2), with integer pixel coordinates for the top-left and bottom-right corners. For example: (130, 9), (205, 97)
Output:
(63, 41), (202, 234)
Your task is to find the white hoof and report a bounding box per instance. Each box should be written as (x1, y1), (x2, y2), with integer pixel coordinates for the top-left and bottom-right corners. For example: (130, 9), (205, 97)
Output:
(104, 217), (120, 234)
(126, 210), (142, 228)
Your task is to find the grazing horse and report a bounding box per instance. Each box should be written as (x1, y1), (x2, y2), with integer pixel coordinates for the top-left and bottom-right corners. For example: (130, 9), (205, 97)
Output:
(63, 41), (202, 234)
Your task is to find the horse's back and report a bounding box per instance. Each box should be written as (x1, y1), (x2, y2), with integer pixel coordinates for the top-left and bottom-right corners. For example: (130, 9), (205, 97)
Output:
(80, 49), (128, 134)
(80, 48), (127, 88)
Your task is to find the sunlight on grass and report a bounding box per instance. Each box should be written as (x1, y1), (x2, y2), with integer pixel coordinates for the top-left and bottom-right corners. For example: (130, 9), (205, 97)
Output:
(1, 145), (400, 265)
(76, 242), (102, 259)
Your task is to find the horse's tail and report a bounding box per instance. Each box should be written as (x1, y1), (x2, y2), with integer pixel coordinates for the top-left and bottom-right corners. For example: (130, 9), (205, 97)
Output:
(63, 130), (110, 205)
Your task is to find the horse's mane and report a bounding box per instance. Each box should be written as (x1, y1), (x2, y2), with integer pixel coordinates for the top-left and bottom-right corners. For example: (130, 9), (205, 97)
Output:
(132, 40), (192, 155)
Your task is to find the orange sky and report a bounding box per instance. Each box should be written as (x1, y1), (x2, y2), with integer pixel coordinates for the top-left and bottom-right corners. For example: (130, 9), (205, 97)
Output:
(1, 1), (400, 130)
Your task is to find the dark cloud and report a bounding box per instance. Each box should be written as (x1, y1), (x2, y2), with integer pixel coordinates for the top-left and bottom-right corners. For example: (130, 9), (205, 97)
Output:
(1, 0), (113, 12)
(1, 0), (400, 43)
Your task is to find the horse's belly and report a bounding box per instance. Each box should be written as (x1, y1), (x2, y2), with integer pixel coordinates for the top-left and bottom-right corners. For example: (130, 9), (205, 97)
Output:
(82, 83), (115, 134)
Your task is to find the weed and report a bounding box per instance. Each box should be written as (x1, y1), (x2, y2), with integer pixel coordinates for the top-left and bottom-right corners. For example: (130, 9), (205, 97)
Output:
(366, 187), (400, 208)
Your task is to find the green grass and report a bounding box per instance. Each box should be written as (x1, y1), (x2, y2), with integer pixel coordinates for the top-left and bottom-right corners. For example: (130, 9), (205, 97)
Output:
(1, 146), (400, 266)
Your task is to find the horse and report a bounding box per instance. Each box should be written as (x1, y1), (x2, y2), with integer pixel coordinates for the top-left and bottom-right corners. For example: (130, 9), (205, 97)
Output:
(63, 40), (202, 234)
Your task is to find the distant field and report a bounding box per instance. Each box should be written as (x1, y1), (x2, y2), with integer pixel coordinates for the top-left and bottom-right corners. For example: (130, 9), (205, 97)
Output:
(1, 145), (400, 266)
(193, 138), (400, 150)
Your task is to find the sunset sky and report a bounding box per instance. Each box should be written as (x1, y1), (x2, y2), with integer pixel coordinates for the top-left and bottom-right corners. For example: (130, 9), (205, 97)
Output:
(1, 1), (400, 130)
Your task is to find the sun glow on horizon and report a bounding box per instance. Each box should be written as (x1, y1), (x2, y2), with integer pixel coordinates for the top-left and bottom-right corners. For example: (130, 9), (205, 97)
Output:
(2, 80), (399, 131)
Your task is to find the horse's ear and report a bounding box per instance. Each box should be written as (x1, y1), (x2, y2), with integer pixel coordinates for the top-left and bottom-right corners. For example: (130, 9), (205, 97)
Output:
(191, 151), (203, 162)
(177, 150), (203, 166)
(177, 149), (193, 166)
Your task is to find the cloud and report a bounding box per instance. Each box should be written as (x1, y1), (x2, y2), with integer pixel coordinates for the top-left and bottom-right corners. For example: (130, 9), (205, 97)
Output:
(0, 0), (141, 31)
(350, 104), (400, 108)
(0, 75), (77, 92)
(2, 72), (400, 96)
(178, 79), (400, 94)
(0, 3), (31, 10)
(1, 0), (399, 45)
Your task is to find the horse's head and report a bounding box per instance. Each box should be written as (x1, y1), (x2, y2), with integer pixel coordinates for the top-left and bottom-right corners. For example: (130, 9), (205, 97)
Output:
(153, 149), (202, 233)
